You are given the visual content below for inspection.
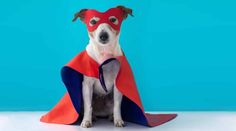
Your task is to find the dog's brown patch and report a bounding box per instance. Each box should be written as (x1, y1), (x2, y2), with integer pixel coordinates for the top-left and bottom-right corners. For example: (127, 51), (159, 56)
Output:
(116, 5), (133, 20)
(72, 9), (88, 22)
(89, 32), (94, 38)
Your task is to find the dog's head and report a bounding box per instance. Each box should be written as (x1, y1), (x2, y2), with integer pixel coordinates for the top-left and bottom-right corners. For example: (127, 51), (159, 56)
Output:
(72, 6), (133, 46)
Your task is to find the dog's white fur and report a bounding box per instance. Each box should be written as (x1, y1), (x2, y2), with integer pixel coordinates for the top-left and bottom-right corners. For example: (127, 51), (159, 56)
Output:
(81, 23), (125, 128)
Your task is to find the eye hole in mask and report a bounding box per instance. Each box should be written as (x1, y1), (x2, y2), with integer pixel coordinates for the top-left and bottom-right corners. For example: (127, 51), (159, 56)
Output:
(89, 17), (100, 26)
(109, 16), (118, 25)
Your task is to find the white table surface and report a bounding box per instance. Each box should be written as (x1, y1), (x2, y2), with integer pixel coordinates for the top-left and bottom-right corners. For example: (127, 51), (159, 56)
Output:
(0, 112), (236, 131)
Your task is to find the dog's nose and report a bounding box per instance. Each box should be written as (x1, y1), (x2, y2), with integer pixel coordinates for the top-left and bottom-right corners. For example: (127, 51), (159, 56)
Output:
(99, 32), (109, 43)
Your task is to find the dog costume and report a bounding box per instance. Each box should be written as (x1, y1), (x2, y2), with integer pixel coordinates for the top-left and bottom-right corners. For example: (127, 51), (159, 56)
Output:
(40, 7), (177, 127)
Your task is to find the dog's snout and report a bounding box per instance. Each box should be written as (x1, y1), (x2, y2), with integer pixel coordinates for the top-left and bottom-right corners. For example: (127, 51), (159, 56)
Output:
(99, 31), (109, 44)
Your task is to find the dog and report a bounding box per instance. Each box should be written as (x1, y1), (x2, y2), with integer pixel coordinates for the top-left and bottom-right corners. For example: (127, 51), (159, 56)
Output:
(72, 6), (133, 128)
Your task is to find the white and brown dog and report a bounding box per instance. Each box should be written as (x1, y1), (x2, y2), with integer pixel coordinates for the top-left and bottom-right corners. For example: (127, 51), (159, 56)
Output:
(72, 6), (133, 128)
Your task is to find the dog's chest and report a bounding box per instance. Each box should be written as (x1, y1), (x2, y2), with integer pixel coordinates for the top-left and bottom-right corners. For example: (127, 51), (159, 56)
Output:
(93, 79), (113, 95)
(93, 60), (120, 95)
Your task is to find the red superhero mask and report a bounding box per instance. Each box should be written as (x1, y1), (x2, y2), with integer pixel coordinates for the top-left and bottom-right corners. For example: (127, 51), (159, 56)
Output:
(83, 8), (124, 32)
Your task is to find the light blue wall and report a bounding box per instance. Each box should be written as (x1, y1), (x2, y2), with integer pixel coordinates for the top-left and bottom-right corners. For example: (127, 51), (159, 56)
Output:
(0, 0), (236, 111)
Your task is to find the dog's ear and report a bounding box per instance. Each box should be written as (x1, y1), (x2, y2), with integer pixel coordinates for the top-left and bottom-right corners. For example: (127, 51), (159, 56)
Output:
(72, 9), (88, 22)
(117, 5), (133, 20)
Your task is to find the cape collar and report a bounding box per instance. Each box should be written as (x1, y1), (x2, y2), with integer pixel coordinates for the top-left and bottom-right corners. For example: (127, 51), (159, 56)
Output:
(85, 51), (124, 93)
(66, 50), (125, 93)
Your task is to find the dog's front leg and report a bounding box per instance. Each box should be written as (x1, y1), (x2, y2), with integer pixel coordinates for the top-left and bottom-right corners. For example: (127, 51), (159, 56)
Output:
(113, 85), (125, 127)
(81, 77), (93, 128)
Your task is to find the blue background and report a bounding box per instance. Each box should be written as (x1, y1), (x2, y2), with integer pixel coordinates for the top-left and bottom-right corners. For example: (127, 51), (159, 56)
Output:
(0, 0), (236, 111)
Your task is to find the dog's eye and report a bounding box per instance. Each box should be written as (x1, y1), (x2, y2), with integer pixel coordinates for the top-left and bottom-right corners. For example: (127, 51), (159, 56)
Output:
(110, 18), (116, 23)
(89, 17), (100, 26)
(109, 16), (118, 25)
(90, 19), (97, 25)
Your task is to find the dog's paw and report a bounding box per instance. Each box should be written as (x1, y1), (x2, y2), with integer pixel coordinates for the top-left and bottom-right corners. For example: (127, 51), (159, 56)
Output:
(81, 120), (92, 128)
(114, 119), (125, 127)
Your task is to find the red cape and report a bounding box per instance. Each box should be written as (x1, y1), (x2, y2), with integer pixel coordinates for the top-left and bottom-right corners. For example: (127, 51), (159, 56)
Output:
(40, 50), (177, 127)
